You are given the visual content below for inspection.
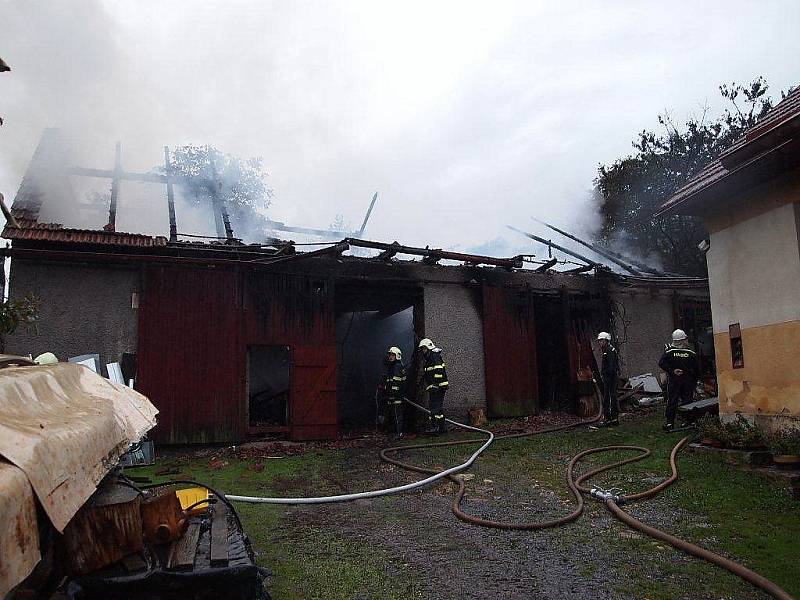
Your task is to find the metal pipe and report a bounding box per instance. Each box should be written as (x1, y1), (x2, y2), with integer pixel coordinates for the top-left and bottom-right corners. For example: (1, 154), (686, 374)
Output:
(531, 217), (645, 275)
(357, 192), (379, 238)
(507, 225), (599, 268)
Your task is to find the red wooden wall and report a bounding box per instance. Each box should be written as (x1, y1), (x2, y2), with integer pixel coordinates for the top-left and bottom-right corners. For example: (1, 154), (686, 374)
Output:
(137, 266), (337, 443)
(482, 285), (539, 417)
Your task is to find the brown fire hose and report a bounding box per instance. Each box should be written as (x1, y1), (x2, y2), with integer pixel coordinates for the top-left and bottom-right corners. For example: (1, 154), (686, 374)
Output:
(381, 414), (795, 600)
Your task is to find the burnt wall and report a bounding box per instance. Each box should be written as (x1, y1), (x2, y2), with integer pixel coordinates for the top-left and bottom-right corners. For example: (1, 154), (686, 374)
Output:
(6, 259), (139, 376)
(611, 291), (675, 379)
(423, 283), (486, 418)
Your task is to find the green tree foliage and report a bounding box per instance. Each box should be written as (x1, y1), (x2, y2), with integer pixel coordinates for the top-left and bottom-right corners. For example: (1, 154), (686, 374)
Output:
(594, 77), (778, 276)
(164, 145), (273, 238)
(0, 294), (38, 353)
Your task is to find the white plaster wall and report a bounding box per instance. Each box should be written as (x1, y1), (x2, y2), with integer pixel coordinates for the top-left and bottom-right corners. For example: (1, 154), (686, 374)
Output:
(423, 283), (486, 417)
(707, 202), (800, 334)
(612, 292), (675, 378)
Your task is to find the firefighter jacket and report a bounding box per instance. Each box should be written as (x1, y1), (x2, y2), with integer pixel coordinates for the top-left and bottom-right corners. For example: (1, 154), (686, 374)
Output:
(384, 360), (406, 404)
(600, 344), (619, 383)
(423, 349), (449, 391)
(658, 345), (697, 379)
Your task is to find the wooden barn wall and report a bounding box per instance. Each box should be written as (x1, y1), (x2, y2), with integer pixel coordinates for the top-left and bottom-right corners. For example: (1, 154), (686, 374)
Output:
(137, 266), (337, 444)
(482, 284), (539, 417)
(137, 266), (243, 444)
(242, 272), (337, 441)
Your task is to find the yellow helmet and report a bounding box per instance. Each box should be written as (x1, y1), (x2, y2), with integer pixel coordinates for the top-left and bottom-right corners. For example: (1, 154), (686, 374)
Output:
(387, 346), (402, 360)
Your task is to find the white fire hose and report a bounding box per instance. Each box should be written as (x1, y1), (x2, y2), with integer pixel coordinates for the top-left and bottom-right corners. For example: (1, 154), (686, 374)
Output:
(225, 399), (493, 505)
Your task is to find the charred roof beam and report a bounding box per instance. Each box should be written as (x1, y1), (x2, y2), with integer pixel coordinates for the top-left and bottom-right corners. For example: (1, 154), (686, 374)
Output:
(345, 237), (523, 268)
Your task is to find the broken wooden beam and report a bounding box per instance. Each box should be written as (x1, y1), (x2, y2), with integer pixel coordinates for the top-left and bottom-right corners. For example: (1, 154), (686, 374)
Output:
(534, 257), (558, 272)
(209, 503), (229, 568)
(167, 521), (201, 571)
(507, 226), (599, 270)
(164, 146), (178, 243)
(345, 238), (523, 268)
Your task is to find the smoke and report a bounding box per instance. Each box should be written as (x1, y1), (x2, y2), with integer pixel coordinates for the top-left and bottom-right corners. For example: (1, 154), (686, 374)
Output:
(2, 2), (799, 252)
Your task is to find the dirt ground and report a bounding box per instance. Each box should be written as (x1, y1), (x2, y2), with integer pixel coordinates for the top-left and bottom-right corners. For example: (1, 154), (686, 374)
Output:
(137, 409), (799, 600)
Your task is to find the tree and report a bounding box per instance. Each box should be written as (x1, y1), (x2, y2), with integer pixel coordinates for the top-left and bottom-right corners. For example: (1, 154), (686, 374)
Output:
(594, 77), (779, 276)
(0, 294), (38, 353)
(163, 145), (274, 239)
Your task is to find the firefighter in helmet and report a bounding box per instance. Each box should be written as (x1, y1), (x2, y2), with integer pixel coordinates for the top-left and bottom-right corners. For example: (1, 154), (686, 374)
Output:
(384, 346), (407, 438)
(596, 331), (620, 427)
(659, 329), (697, 431)
(419, 338), (449, 434)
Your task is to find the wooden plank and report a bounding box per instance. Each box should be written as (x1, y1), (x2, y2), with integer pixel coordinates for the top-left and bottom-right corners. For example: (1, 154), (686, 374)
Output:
(167, 521), (201, 571)
(210, 503), (229, 567)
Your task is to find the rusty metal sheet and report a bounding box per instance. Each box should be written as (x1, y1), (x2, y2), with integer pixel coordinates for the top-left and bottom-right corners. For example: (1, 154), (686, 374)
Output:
(137, 266), (243, 444)
(482, 285), (538, 417)
(0, 460), (40, 597)
(0, 363), (158, 532)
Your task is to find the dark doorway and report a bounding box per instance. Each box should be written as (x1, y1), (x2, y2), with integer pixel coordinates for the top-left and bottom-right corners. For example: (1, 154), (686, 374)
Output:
(532, 295), (572, 412)
(335, 284), (420, 429)
(247, 345), (290, 428)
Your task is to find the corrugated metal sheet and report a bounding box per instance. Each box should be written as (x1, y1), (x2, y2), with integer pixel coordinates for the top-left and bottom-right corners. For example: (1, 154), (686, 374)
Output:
(137, 267), (338, 443)
(137, 266), (243, 444)
(0, 363), (158, 531)
(482, 285), (538, 417)
(0, 460), (40, 597)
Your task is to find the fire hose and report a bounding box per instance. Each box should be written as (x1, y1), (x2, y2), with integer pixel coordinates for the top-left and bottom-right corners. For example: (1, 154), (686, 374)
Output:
(225, 399), (794, 599)
(225, 399), (495, 505)
(381, 405), (795, 600)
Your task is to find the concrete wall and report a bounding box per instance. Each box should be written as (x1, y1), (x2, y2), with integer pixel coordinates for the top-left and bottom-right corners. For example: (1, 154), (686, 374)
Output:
(611, 291), (675, 379)
(423, 283), (486, 418)
(704, 179), (800, 419)
(6, 259), (140, 376)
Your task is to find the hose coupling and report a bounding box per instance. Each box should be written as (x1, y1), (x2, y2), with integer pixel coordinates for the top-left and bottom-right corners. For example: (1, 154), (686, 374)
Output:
(589, 487), (621, 503)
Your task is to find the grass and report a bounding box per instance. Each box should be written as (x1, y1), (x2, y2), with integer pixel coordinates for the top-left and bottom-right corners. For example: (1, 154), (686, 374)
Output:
(127, 410), (800, 599)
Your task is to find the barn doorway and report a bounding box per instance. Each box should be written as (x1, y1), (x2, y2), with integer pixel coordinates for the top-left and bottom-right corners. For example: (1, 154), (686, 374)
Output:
(247, 345), (290, 430)
(335, 283), (421, 430)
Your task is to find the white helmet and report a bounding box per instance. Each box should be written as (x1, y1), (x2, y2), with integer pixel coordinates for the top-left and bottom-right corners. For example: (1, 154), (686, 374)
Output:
(34, 352), (59, 365)
(418, 338), (435, 350)
(387, 346), (402, 360)
(671, 329), (688, 342)
(597, 332), (611, 341)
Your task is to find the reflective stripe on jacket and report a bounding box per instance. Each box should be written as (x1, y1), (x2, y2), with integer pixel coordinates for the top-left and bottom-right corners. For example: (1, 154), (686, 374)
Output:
(423, 349), (449, 391)
(385, 361), (407, 403)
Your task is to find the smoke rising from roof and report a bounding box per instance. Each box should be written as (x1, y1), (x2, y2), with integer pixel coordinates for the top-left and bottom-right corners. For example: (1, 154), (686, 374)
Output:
(1, 2), (799, 256)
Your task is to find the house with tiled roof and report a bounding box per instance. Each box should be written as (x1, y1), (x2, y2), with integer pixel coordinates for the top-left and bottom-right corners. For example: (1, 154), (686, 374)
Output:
(658, 85), (800, 429)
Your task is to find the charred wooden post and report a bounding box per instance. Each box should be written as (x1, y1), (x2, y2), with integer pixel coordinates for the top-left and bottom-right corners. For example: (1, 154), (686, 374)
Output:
(164, 146), (178, 243)
(105, 141), (122, 232)
(207, 150), (235, 243)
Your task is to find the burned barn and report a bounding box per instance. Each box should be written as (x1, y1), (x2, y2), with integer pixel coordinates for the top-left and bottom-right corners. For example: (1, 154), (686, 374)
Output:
(1, 132), (712, 443)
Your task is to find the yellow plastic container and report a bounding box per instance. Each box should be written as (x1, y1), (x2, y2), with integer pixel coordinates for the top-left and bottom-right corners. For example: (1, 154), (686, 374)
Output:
(175, 487), (211, 515)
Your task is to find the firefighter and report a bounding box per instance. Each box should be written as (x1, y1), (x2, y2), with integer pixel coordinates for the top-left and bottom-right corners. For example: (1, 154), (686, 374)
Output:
(419, 338), (448, 434)
(659, 329), (697, 431)
(596, 332), (619, 427)
(383, 346), (407, 438)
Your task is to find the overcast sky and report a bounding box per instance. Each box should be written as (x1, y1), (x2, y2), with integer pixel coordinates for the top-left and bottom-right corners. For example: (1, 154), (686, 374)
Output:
(1, 1), (798, 257)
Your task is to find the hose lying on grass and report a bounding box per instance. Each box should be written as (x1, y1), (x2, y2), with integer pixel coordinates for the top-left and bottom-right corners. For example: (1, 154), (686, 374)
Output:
(225, 399), (494, 505)
(382, 408), (795, 600)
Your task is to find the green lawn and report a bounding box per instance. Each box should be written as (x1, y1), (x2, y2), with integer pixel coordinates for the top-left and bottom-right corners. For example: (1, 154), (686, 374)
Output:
(128, 410), (799, 599)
